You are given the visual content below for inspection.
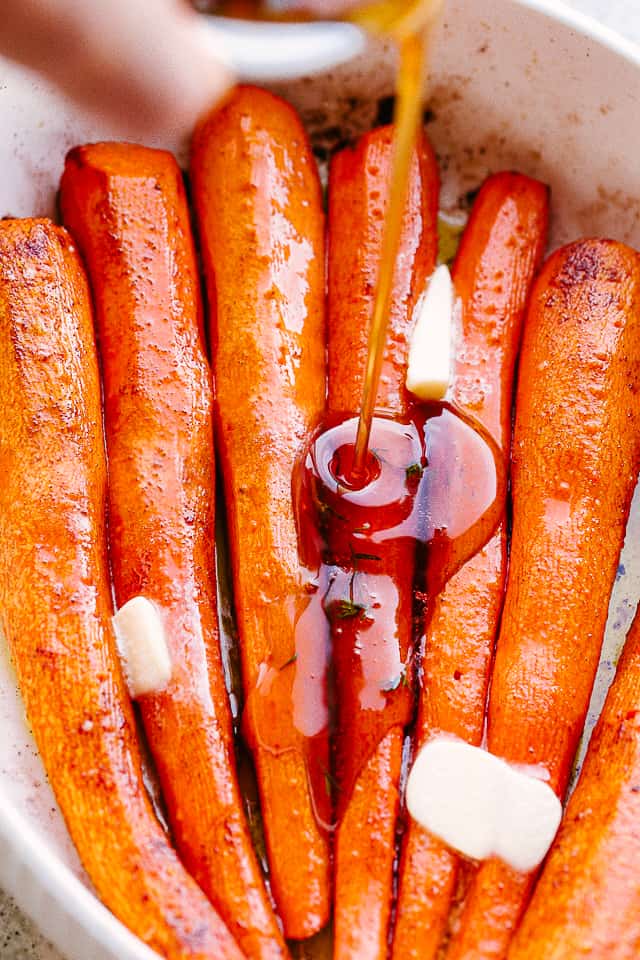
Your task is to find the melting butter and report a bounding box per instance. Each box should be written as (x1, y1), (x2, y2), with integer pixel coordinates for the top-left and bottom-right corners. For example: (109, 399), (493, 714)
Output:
(406, 736), (562, 872)
(112, 596), (172, 699)
(406, 264), (455, 402)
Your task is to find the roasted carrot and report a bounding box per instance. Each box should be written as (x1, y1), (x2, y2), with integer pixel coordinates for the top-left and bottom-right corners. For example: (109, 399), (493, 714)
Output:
(0, 218), (244, 960)
(327, 125), (439, 960)
(60, 143), (286, 960)
(392, 172), (549, 960)
(191, 86), (330, 941)
(508, 607), (640, 960)
(445, 238), (640, 960)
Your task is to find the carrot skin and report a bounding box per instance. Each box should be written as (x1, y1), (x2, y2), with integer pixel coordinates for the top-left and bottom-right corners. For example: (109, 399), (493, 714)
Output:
(393, 535), (506, 959)
(60, 144), (286, 960)
(508, 609), (640, 960)
(334, 732), (402, 959)
(392, 172), (549, 960)
(446, 238), (640, 960)
(0, 219), (244, 960)
(327, 125), (439, 960)
(191, 85), (330, 941)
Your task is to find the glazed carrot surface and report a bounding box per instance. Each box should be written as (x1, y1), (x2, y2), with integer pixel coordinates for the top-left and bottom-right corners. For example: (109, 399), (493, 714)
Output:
(0, 219), (243, 960)
(445, 239), (640, 960)
(60, 144), (286, 960)
(327, 125), (439, 960)
(392, 172), (549, 960)
(191, 85), (330, 941)
(509, 607), (640, 960)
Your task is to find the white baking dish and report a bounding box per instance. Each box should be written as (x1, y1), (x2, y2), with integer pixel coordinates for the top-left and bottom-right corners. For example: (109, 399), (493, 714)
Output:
(1, 1), (639, 957)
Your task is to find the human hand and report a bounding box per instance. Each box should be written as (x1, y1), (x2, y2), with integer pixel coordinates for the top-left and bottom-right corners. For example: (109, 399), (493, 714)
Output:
(1, 0), (234, 141)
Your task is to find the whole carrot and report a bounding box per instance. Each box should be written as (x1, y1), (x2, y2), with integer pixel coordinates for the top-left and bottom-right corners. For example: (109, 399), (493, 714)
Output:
(392, 172), (549, 960)
(327, 125), (439, 960)
(60, 143), (286, 960)
(0, 219), (243, 960)
(508, 608), (640, 960)
(191, 86), (330, 941)
(445, 238), (640, 960)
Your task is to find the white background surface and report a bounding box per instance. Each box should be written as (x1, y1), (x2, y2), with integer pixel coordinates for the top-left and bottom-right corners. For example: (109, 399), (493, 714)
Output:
(0, 0), (639, 956)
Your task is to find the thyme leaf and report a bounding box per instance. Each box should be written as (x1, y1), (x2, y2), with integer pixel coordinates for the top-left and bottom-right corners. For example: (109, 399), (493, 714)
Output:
(333, 599), (367, 620)
(322, 767), (340, 797)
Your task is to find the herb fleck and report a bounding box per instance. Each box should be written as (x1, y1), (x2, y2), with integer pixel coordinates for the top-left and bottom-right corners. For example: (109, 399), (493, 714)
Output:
(381, 667), (410, 692)
(406, 463), (424, 481)
(333, 599), (367, 620)
(437, 212), (467, 267)
(316, 499), (346, 523)
(322, 767), (340, 797)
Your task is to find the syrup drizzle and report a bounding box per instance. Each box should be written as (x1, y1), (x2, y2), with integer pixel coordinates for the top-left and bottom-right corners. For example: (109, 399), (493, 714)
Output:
(351, 31), (428, 476)
(290, 408), (505, 820)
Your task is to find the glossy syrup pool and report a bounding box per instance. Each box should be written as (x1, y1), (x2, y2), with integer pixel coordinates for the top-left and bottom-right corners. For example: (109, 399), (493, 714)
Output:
(226, 407), (506, 840)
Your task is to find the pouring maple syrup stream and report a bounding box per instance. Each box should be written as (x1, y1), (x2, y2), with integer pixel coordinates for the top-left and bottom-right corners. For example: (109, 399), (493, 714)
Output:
(345, 2), (445, 478)
(208, 0), (444, 481)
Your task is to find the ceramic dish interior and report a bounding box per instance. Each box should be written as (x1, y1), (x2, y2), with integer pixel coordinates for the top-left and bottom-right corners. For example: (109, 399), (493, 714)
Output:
(0, 1), (639, 958)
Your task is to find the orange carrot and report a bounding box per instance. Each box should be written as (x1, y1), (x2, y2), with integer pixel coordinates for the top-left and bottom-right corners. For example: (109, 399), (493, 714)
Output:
(327, 125), (439, 960)
(191, 85), (331, 941)
(445, 239), (640, 960)
(392, 172), (549, 960)
(60, 143), (286, 960)
(508, 607), (640, 960)
(0, 218), (244, 960)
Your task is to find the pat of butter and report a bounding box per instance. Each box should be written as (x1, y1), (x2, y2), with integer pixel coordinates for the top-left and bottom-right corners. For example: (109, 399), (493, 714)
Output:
(406, 737), (562, 873)
(112, 597), (171, 699)
(406, 264), (455, 401)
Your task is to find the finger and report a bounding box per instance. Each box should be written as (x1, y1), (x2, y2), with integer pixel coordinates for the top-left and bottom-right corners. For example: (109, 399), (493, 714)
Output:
(1, 0), (234, 142)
